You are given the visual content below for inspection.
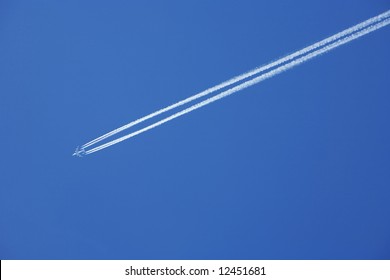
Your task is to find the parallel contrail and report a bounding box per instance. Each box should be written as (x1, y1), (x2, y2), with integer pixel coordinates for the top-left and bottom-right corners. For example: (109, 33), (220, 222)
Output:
(81, 10), (390, 150)
(82, 17), (390, 155)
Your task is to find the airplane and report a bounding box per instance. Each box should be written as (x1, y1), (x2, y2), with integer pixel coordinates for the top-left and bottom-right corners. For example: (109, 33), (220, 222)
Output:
(72, 146), (85, 157)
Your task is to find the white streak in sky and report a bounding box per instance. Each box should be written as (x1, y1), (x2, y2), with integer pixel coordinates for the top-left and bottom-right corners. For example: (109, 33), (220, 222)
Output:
(81, 10), (390, 149)
(82, 17), (390, 155)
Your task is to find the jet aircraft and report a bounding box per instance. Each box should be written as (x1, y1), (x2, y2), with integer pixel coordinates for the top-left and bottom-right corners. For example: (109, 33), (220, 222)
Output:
(72, 146), (85, 157)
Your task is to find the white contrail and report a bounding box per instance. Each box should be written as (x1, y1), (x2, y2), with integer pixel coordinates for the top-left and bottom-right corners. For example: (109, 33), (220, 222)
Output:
(81, 10), (390, 149)
(83, 18), (390, 155)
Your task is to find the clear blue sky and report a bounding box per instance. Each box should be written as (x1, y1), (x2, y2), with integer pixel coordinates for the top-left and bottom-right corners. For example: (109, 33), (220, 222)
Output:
(1, 0), (389, 259)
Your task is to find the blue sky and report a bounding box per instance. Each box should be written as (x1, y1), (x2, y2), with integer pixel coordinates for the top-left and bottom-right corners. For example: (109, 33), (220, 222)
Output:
(1, 0), (389, 259)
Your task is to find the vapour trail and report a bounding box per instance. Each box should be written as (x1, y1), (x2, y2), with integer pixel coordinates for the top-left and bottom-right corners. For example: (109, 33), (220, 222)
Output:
(84, 18), (390, 155)
(81, 10), (390, 149)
